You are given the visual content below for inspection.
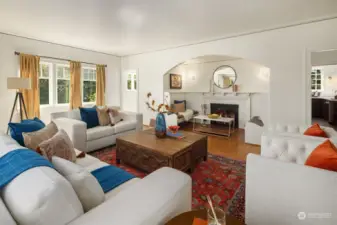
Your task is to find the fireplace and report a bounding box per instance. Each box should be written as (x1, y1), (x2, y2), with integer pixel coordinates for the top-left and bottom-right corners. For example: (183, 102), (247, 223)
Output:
(210, 103), (239, 128)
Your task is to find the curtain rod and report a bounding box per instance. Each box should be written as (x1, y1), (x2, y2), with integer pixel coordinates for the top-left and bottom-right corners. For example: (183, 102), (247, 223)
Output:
(14, 51), (107, 67)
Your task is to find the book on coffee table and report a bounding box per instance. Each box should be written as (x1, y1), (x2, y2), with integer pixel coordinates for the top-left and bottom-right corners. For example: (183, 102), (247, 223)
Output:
(166, 131), (185, 139)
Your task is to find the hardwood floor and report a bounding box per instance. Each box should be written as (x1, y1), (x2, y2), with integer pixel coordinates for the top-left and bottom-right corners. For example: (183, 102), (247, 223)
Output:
(180, 123), (260, 161)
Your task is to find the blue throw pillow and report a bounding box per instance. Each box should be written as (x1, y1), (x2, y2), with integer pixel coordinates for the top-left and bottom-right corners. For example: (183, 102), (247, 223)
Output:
(79, 106), (99, 129)
(8, 118), (46, 146)
(22, 117), (45, 126)
(174, 100), (187, 111)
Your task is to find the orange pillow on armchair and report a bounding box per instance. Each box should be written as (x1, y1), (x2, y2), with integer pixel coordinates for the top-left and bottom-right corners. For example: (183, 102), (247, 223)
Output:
(305, 140), (337, 172)
(303, 123), (327, 138)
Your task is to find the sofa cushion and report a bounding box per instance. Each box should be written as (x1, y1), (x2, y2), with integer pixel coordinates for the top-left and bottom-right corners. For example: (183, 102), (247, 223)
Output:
(2, 166), (83, 225)
(23, 121), (58, 150)
(8, 118), (45, 146)
(52, 156), (105, 212)
(38, 129), (76, 162)
(114, 120), (137, 133)
(96, 107), (110, 126)
(305, 140), (337, 172)
(80, 107), (99, 129)
(0, 197), (16, 225)
(87, 126), (115, 141)
(304, 123), (327, 138)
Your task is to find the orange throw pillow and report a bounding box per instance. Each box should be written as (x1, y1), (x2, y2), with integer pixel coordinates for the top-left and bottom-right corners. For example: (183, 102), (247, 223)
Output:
(192, 217), (207, 225)
(303, 123), (327, 138)
(305, 140), (337, 172)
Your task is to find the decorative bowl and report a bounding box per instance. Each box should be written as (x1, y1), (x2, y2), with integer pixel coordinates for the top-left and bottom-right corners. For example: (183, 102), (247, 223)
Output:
(207, 114), (220, 119)
(168, 125), (180, 134)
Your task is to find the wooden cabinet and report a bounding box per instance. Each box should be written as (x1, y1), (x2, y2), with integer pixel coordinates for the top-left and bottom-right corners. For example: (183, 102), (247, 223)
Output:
(312, 98), (323, 118)
(323, 100), (330, 121)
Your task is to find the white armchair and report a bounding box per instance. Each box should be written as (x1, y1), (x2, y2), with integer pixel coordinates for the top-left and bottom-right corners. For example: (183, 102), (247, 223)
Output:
(245, 132), (337, 225)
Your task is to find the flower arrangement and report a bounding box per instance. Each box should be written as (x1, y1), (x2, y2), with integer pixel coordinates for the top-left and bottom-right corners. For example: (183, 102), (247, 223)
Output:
(145, 92), (171, 113)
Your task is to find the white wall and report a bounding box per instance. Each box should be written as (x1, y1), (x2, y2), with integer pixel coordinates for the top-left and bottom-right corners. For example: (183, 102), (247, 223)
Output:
(164, 59), (270, 93)
(121, 18), (337, 126)
(0, 33), (121, 128)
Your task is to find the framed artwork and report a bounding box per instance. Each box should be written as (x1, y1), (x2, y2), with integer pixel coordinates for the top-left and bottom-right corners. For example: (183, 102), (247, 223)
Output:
(170, 74), (182, 89)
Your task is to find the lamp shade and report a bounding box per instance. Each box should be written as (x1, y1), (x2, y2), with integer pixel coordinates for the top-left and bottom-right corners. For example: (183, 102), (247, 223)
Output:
(7, 77), (31, 90)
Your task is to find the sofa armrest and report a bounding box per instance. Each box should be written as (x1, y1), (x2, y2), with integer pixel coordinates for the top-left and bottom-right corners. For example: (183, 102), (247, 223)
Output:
(68, 167), (192, 225)
(119, 111), (143, 131)
(53, 118), (87, 151)
(246, 154), (337, 225)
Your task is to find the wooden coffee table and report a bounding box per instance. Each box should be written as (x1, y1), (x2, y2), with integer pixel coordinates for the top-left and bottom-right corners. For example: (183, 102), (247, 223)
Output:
(116, 129), (207, 173)
(165, 209), (244, 225)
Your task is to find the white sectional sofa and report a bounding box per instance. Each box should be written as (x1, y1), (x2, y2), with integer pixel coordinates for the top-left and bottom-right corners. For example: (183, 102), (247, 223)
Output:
(0, 134), (192, 225)
(246, 132), (337, 225)
(51, 109), (143, 152)
(268, 123), (337, 142)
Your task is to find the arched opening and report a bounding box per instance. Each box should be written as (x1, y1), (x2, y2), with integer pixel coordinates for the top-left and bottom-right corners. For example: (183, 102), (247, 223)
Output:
(162, 55), (270, 133)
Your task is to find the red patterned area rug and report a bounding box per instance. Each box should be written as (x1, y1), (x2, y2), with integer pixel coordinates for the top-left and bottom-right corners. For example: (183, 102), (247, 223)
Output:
(90, 147), (246, 222)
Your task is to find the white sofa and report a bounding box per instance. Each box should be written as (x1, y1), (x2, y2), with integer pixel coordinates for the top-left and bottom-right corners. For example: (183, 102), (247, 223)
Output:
(246, 122), (337, 146)
(268, 123), (337, 142)
(51, 109), (143, 152)
(246, 132), (337, 225)
(0, 134), (192, 225)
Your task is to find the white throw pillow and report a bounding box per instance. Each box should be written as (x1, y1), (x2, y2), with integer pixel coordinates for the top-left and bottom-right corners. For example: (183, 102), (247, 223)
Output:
(52, 156), (105, 212)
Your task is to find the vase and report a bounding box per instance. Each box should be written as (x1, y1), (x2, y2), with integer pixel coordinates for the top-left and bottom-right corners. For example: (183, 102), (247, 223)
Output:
(155, 113), (167, 138)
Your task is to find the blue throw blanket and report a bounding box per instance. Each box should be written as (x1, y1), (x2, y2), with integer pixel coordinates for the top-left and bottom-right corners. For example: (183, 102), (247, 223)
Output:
(91, 165), (135, 193)
(0, 149), (53, 189)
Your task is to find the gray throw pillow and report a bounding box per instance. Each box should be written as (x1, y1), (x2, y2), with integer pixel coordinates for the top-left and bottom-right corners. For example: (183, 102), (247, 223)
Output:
(249, 116), (264, 127)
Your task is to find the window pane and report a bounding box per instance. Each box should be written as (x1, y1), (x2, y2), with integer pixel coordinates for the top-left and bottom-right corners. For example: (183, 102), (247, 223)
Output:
(64, 67), (70, 79)
(134, 80), (137, 90)
(40, 64), (49, 78)
(311, 85), (315, 90)
(317, 75), (321, 79)
(83, 81), (96, 102)
(57, 79), (70, 104)
(57, 67), (63, 79)
(317, 85), (321, 90)
(84, 69), (89, 80)
(127, 80), (132, 90)
(39, 79), (49, 105)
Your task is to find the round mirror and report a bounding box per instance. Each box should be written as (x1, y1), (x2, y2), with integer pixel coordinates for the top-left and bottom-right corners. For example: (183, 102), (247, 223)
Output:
(213, 65), (237, 89)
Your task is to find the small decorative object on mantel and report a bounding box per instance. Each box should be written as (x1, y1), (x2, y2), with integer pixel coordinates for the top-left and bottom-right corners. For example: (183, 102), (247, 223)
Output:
(146, 92), (171, 138)
(232, 84), (239, 92)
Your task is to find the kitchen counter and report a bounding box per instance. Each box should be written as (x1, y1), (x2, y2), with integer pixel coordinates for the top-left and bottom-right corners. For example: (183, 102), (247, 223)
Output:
(312, 97), (337, 102)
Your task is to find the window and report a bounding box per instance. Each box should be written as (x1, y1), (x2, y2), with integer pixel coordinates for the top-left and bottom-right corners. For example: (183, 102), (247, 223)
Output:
(127, 72), (137, 91)
(56, 65), (70, 104)
(39, 63), (51, 105)
(311, 68), (324, 92)
(83, 68), (96, 103)
(38, 61), (97, 107)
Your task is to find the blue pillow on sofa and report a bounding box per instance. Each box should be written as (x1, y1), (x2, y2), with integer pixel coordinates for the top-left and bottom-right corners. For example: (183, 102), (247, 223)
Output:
(8, 117), (46, 146)
(79, 106), (99, 129)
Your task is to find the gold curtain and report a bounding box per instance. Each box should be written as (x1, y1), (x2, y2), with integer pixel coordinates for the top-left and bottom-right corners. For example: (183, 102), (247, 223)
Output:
(70, 61), (82, 109)
(96, 65), (106, 106)
(20, 54), (40, 119)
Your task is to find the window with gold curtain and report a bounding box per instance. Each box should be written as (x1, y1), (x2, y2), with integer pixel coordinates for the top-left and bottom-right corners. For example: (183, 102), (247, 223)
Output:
(96, 65), (106, 106)
(20, 54), (40, 119)
(70, 61), (82, 109)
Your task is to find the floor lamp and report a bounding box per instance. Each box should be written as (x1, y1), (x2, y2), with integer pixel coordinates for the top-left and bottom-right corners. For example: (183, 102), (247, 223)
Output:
(7, 77), (31, 133)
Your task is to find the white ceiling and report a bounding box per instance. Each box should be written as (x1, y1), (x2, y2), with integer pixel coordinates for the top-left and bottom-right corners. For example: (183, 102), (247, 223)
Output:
(183, 55), (240, 65)
(0, 0), (337, 56)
